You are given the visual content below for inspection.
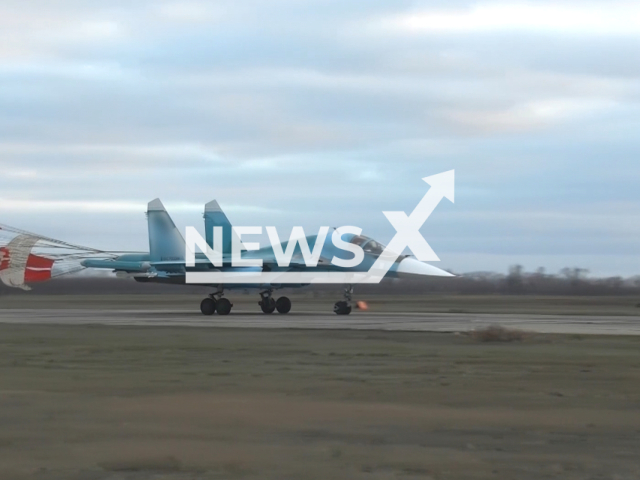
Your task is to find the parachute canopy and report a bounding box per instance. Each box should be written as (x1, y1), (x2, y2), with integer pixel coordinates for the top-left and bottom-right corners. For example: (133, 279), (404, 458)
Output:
(0, 223), (122, 290)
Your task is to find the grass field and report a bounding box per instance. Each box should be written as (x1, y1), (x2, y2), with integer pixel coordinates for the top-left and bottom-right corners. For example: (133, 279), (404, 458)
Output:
(1, 323), (639, 479)
(2, 293), (640, 316)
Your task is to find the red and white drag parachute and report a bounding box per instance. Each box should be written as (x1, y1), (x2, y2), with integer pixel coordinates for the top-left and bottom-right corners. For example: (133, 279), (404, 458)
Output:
(0, 235), (55, 288)
(0, 224), (118, 290)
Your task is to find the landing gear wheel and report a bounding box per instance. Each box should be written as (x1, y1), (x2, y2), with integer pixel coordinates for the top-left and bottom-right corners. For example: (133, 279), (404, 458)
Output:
(334, 301), (352, 315)
(260, 297), (276, 314)
(200, 298), (216, 315)
(275, 296), (291, 314)
(216, 298), (232, 315)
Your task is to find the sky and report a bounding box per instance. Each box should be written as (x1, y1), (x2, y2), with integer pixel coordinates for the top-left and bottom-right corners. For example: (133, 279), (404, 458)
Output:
(1, 0), (639, 276)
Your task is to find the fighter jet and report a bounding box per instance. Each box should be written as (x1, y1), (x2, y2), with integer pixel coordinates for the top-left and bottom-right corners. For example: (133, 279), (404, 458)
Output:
(81, 199), (453, 315)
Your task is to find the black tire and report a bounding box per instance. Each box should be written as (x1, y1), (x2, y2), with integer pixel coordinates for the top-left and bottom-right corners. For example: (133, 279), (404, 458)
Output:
(275, 296), (291, 314)
(216, 298), (232, 315)
(260, 297), (276, 314)
(200, 298), (216, 315)
(333, 301), (352, 315)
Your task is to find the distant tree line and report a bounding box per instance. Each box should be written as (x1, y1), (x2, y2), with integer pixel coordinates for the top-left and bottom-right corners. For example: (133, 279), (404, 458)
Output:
(446, 266), (640, 296)
(1, 266), (639, 296)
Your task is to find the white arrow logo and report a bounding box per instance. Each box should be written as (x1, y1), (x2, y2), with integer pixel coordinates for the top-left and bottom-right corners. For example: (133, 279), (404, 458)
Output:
(365, 170), (455, 281)
(384, 170), (454, 261)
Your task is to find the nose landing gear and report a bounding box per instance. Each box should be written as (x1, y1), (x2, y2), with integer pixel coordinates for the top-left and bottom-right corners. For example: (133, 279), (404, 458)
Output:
(334, 285), (353, 315)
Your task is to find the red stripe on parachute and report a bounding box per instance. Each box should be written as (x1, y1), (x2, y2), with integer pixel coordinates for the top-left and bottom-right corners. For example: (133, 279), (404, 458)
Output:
(0, 247), (54, 283)
(25, 254), (55, 282)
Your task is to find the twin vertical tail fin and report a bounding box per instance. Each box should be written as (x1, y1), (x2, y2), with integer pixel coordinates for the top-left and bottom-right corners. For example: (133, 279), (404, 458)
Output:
(146, 199), (233, 263)
(204, 200), (233, 254)
(147, 199), (185, 262)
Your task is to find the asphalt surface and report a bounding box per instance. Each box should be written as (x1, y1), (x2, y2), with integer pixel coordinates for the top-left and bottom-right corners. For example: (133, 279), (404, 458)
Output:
(1, 309), (639, 334)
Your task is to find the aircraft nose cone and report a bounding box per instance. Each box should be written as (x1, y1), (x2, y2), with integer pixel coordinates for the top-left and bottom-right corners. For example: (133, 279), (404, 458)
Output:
(397, 257), (454, 277)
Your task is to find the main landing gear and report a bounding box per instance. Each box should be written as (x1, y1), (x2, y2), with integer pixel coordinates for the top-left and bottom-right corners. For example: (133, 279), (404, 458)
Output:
(200, 290), (233, 316)
(199, 289), (291, 315)
(259, 289), (291, 314)
(200, 287), (352, 316)
(334, 284), (353, 315)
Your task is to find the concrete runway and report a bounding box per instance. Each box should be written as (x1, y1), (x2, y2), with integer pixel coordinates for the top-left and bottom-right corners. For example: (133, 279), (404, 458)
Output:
(1, 309), (640, 334)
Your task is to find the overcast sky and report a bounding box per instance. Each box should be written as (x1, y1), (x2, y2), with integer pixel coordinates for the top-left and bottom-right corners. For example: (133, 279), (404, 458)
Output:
(1, 1), (639, 276)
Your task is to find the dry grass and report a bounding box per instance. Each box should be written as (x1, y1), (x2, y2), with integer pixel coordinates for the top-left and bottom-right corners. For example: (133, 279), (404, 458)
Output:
(470, 325), (532, 342)
(0, 324), (639, 480)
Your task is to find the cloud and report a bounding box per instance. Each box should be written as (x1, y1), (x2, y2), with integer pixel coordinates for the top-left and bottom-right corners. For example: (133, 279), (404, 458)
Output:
(0, 199), (147, 213)
(156, 2), (222, 23)
(382, 2), (640, 36)
(0, 198), (281, 214)
(0, 0), (638, 276)
(444, 98), (620, 133)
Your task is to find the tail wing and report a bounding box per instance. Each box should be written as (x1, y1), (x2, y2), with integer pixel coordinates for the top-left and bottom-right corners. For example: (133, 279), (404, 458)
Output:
(204, 200), (233, 254)
(147, 198), (185, 262)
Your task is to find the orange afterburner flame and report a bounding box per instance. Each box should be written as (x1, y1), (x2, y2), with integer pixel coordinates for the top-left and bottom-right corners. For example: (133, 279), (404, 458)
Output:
(356, 301), (369, 310)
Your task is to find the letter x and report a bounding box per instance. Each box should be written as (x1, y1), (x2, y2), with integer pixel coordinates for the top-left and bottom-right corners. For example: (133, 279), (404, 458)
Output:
(382, 211), (439, 262)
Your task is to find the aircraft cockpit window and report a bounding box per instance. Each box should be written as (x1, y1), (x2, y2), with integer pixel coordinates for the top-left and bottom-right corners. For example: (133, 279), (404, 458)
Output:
(349, 235), (370, 246)
(363, 240), (385, 255)
(349, 235), (386, 256)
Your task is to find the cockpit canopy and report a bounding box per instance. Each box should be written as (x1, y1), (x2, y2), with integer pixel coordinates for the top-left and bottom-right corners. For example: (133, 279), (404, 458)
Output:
(349, 235), (386, 256)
